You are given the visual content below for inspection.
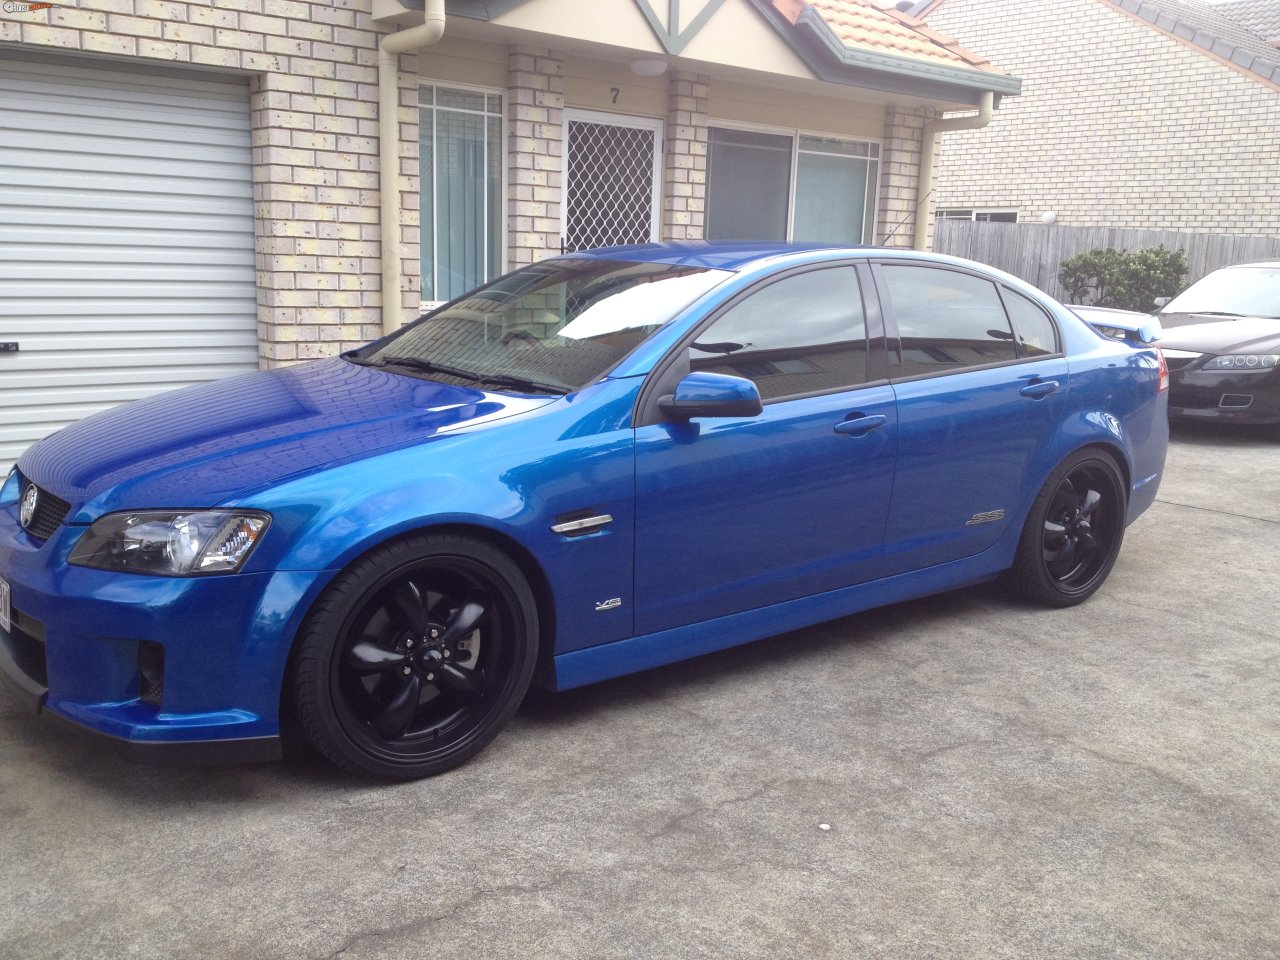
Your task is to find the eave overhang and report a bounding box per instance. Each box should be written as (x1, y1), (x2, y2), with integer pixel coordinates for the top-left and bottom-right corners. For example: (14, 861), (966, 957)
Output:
(384, 0), (1021, 107)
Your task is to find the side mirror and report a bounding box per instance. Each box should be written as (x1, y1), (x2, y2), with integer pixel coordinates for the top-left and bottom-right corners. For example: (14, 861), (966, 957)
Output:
(1152, 296), (1171, 310)
(658, 371), (763, 420)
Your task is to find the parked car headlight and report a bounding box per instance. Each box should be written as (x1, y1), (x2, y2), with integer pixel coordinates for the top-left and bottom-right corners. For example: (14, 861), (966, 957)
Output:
(1206, 354), (1279, 371)
(69, 511), (270, 576)
(1, 468), (18, 506)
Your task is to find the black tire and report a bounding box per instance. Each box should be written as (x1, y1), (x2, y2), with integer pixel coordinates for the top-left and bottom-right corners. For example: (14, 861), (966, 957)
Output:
(1003, 448), (1127, 608)
(290, 532), (539, 780)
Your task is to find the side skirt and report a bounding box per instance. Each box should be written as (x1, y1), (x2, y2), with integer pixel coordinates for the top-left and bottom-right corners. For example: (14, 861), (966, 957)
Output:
(549, 548), (1012, 692)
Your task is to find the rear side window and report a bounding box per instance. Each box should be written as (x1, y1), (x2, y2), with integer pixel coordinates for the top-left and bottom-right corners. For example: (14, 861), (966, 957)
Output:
(880, 264), (1016, 377)
(1000, 288), (1059, 357)
(687, 267), (868, 401)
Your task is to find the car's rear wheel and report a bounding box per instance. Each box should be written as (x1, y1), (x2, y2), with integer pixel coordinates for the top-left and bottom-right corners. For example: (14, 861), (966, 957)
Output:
(290, 532), (538, 779)
(1004, 449), (1127, 607)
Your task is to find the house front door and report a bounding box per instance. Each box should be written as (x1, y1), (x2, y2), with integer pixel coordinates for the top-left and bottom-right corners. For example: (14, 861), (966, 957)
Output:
(563, 110), (664, 253)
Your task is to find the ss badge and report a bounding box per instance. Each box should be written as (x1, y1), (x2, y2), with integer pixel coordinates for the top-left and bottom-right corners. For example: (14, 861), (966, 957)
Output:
(965, 509), (1006, 526)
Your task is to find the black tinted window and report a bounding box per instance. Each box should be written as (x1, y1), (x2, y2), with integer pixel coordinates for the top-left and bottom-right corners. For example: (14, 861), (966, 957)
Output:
(881, 265), (1017, 377)
(688, 267), (868, 401)
(1001, 288), (1059, 357)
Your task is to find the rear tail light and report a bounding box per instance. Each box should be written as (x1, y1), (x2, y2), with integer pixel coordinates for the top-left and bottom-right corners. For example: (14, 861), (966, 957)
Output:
(1156, 347), (1169, 393)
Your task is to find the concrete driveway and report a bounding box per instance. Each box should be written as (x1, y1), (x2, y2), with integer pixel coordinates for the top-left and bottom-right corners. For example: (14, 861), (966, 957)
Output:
(2, 422), (1278, 960)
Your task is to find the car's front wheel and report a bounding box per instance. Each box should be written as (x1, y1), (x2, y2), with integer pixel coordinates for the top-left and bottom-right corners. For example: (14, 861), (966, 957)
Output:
(1004, 448), (1127, 607)
(289, 532), (539, 779)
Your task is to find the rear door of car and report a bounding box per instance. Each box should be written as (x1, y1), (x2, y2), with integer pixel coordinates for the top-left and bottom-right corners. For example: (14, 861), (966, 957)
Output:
(871, 259), (1068, 575)
(631, 263), (895, 636)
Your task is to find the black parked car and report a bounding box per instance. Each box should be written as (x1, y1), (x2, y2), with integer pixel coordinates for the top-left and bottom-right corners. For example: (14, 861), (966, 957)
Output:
(1157, 261), (1280, 424)
(1077, 262), (1280, 424)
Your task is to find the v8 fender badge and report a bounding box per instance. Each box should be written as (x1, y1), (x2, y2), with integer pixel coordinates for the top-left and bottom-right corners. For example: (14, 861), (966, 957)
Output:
(595, 598), (622, 612)
(965, 509), (1005, 526)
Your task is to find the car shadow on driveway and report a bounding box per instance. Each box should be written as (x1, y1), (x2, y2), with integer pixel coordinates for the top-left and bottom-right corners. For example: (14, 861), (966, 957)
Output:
(514, 584), (1010, 730)
(1169, 418), (1280, 446)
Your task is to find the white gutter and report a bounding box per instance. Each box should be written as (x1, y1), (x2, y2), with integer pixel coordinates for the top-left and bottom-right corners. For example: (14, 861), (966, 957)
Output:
(912, 91), (994, 251)
(379, 0), (446, 335)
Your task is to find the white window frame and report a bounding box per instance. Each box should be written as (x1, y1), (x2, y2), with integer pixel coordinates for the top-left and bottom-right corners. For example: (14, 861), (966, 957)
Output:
(418, 78), (508, 312)
(936, 208), (1020, 223)
(561, 108), (665, 249)
(706, 119), (882, 244)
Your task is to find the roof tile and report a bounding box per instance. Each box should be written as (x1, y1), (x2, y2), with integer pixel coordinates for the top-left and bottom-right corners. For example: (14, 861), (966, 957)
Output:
(778, 0), (1004, 73)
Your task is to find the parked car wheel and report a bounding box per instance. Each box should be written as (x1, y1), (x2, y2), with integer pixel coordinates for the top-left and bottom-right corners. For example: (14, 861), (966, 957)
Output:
(1004, 449), (1127, 607)
(290, 533), (539, 780)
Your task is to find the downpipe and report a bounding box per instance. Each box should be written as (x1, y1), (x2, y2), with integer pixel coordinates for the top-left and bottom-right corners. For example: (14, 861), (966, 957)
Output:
(912, 91), (994, 251)
(379, 0), (447, 335)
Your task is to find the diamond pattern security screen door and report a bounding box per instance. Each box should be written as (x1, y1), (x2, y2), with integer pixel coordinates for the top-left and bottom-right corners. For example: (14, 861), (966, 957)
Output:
(563, 111), (664, 253)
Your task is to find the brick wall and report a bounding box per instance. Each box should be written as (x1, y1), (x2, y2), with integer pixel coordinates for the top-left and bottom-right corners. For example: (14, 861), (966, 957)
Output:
(6, 0), (399, 368)
(927, 0), (1280, 236)
(662, 71), (709, 241)
(877, 105), (934, 249)
(507, 45), (564, 269)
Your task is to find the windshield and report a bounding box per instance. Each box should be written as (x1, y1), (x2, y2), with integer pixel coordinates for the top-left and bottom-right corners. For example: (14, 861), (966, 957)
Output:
(1163, 265), (1280, 319)
(356, 259), (730, 393)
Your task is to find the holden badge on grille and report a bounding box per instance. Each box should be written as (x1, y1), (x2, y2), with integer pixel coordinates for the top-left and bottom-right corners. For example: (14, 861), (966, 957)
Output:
(19, 484), (39, 530)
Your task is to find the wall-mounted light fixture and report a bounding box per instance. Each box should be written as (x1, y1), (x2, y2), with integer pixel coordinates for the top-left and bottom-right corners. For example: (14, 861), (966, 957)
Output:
(629, 55), (669, 77)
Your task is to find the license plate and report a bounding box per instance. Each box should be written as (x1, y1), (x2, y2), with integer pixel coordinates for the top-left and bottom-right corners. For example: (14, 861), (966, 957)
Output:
(0, 576), (9, 634)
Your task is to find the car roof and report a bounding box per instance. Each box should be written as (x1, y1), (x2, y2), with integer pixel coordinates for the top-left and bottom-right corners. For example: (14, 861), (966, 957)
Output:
(562, 241), (874, 271)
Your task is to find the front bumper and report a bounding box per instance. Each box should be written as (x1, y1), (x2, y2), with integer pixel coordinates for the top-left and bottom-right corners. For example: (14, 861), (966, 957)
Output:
(0, 500), (331, 764)
(1168, 368), (1280, 424)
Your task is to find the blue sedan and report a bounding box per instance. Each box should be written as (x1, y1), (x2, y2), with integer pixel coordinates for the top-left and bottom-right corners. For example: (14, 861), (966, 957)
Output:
(0, 244), (1169, 779)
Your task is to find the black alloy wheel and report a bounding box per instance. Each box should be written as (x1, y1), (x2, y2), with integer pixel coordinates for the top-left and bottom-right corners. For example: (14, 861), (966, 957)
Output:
(1005, 449), (1127, 607)
(291, 533), (538, 779)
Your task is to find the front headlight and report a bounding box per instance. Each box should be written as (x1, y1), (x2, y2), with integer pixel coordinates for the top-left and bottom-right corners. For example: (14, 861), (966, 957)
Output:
(0, 468), (18, 506)
(69, 510), (271, 576)
(1206, 354), (1279, 371)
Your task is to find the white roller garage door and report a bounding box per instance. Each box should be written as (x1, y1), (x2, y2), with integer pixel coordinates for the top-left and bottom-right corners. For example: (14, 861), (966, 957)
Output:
(0, 53), (259, 472)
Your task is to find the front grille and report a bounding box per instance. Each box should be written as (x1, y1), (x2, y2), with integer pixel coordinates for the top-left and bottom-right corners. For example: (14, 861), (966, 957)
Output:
(17, 473), (71, 541)
(1164, 356), (1198, 371)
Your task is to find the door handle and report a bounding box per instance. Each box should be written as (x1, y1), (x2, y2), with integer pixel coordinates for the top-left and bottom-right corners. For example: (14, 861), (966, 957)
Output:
(834, 414), (887, 437)
(1019, 380), (1059, 399)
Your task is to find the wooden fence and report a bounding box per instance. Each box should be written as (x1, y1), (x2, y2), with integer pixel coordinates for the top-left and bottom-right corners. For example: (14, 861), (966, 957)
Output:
(932, 220), (1280, 301)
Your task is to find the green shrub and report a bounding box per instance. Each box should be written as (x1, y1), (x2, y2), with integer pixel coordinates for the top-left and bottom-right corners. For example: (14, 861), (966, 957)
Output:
(1058, 246), (1188, 311)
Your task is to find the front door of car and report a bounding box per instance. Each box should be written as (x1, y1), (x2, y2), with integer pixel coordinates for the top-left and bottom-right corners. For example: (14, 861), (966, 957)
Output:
(871, 261), (1069, 575)
(632, 265), (896, 636)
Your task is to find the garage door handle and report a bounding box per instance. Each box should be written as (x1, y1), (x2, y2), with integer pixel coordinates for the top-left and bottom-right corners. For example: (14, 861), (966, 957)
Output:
(834, 414), (887, 436)
(1019, 380), (1059, 399)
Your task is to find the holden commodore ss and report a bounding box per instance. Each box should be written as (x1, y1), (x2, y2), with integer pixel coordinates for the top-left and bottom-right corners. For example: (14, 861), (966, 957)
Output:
(0, 244), (1169, 779)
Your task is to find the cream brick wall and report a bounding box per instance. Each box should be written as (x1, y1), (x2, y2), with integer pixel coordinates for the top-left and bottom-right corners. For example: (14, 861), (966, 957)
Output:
(507, 45), (565, 269)
(877, 105), (934, 249)
(927, 0), (1280, 236)
(662, 71), (709, 241)
(7, 0), (400, 368)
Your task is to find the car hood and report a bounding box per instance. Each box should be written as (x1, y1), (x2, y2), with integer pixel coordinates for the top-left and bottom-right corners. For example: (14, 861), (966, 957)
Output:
(1156, 317), (1280, 354)
(17, 358), (556, 516)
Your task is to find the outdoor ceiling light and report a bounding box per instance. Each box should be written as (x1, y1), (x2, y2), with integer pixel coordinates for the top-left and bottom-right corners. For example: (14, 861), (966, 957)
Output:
(629, 55), (669, 77)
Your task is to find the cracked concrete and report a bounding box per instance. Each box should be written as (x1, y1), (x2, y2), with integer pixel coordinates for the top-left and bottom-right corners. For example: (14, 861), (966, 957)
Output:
(2, 421), (1278, 959)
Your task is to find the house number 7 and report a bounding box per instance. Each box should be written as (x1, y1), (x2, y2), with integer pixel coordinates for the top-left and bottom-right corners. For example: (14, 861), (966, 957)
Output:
(610, 87), (620, 104)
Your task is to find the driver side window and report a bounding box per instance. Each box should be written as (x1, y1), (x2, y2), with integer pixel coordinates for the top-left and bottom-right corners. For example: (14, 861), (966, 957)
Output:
(687, 267), (868, 401)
